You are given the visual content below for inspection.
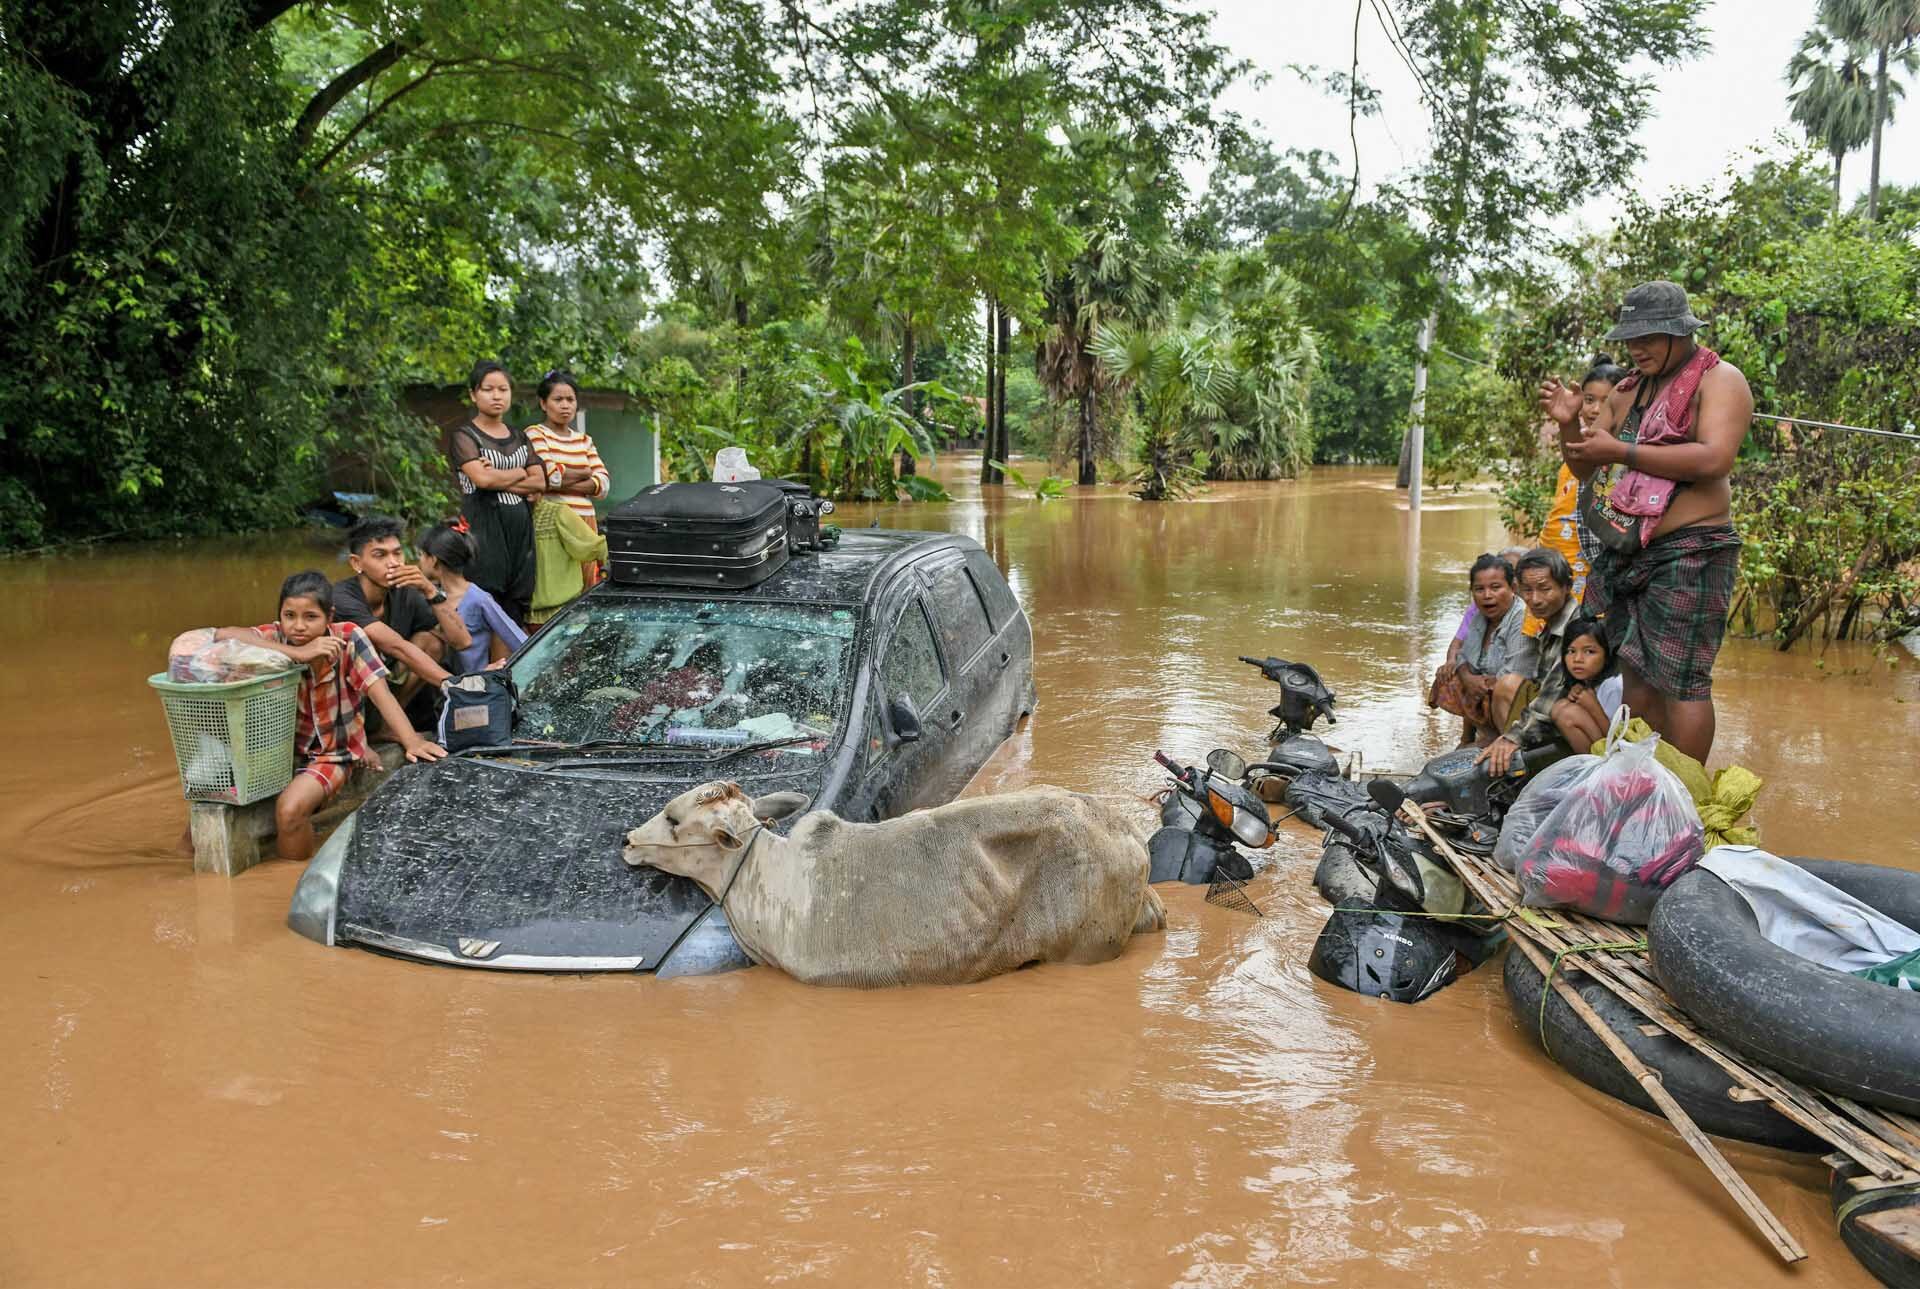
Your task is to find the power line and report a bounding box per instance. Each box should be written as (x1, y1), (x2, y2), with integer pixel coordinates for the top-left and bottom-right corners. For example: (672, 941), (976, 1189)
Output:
(1754, 412), (1920, 444)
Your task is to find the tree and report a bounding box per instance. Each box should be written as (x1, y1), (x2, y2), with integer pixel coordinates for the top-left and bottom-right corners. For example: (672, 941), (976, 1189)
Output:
(1092, 319), (1233, 500)
(1788, 21), (1916, 206)
(1820, 0), (1920, 222)
(1035, 131), (1180, 485)
(0, 0), (792, 544)
(1360, 0), (1708, 498)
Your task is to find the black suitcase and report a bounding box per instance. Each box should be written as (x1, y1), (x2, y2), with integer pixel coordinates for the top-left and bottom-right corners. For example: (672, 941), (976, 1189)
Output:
(604, 481), (792, 588)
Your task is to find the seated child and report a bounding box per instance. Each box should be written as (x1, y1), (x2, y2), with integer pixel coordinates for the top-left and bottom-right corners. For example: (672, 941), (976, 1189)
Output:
(1549, 615), (1617, 753)
(215, 571), (446, 861)
(417, 522), (527, 672)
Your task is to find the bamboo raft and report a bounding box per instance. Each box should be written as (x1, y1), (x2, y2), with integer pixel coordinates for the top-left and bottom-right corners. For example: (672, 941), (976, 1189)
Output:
(1401, 807), (1920, 1266)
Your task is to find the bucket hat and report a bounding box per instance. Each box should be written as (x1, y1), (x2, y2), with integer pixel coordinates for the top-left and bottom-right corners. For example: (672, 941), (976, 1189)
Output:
(1604, 280), (1707, 341)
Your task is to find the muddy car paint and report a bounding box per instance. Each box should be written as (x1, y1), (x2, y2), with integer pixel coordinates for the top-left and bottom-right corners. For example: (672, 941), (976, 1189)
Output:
(288, 529), (1036, 974)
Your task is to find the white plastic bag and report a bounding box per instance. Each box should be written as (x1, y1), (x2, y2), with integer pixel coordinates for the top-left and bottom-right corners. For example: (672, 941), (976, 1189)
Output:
(1515, 734), (1705, 924)
(1493, 753), (1604, 872)
(711, 446), (761, 482)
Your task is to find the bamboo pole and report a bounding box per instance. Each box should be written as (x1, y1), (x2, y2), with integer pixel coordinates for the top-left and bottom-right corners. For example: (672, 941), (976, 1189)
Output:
(1500, 926), (1807, 1262)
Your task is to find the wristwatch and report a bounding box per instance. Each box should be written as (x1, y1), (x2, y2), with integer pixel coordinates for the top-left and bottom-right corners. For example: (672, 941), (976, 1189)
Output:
(428, 589), (448, 606)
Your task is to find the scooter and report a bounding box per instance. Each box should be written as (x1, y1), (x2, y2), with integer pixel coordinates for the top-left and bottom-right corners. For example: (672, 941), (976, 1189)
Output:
(1239, 655), (1340, 778)
(1306, 778), (1504, 1003)
(1147, 749), (1275, 885)
(1237, 652), (1556, 854)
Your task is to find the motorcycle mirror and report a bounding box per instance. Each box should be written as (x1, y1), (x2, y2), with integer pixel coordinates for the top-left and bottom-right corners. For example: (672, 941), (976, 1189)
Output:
(1366, 777), (1407, 814)
(1206, 748), (1247, 781)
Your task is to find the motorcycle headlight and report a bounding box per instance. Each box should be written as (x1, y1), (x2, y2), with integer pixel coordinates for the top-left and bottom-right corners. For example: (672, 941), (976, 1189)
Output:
(286, 812), (355, 945)
(1209, 787), (1274, 849)
(1231, 805), (1274, 849)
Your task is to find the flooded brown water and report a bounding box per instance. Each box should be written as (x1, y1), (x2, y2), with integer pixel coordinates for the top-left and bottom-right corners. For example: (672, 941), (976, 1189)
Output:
(3, 460), (1917, 1286)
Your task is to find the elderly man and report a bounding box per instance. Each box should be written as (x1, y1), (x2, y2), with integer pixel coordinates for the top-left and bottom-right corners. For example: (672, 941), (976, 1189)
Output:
(1478, 547), (1581, 776)
(1539, 281), (1752, 762)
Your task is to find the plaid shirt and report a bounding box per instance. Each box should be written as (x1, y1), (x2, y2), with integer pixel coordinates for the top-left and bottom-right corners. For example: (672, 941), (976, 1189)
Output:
(253, 621), (388, 765)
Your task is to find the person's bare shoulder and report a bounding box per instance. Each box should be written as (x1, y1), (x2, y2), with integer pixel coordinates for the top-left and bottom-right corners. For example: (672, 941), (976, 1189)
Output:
(1700, 358), (1753, 407)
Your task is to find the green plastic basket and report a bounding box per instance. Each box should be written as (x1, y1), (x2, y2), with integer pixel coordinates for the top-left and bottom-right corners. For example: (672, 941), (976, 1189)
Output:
(148, 669), (303, 805)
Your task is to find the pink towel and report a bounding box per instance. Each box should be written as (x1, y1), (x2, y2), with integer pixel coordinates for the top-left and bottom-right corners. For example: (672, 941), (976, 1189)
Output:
(1610, 345), (1721, 544)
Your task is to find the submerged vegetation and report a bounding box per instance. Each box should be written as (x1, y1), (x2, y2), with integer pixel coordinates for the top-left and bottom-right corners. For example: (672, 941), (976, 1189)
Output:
(2, 0), (1915, 644)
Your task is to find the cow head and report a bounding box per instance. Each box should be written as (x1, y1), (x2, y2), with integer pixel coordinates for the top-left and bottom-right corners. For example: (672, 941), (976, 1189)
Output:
(622, 781), (808, 894)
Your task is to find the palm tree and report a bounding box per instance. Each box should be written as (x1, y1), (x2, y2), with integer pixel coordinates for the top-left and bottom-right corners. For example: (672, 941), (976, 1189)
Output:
(1090, 319), (1235, 501)
(1035, 215), (1171, 485)
(1820, 0), (1920, 220)
(1786, 26), (1882, 206)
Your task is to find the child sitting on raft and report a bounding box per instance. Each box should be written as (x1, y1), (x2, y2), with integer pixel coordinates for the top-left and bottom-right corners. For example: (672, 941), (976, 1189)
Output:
(214, 571), (446, 861)
(1549, 615), (1619, 751)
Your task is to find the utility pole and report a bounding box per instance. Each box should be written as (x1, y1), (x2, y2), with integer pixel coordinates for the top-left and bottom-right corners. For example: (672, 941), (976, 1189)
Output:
(1407, 306), (1437, 512)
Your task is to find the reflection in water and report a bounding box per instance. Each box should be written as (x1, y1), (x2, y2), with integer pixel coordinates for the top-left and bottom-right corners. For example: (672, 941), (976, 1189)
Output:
(0, 459), (1913, 1286)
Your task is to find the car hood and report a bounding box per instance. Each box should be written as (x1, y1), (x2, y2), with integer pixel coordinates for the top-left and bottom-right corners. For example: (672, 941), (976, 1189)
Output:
(335, 755), (823, 970)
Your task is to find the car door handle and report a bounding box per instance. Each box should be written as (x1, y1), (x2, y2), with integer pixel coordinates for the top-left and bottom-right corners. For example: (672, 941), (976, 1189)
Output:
(996, 651), (1011, 668)
(947, 709), (965, 730)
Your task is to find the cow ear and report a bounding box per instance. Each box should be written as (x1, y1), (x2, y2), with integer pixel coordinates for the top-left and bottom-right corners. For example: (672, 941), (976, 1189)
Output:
(750, 791), (809, 823)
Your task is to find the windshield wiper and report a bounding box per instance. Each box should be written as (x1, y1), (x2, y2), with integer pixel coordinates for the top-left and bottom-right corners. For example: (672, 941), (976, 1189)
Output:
(540, 735), (825, 772)
(699, 735), (820, 761)
(458, 737), (675, 759)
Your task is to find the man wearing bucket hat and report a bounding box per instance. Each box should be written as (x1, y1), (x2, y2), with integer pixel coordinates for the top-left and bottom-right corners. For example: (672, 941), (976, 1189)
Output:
(1538, 280), (1753, 762)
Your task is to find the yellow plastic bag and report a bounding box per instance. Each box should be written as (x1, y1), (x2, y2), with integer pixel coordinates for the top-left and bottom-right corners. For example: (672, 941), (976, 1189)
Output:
(1590, 717), (1761, 850)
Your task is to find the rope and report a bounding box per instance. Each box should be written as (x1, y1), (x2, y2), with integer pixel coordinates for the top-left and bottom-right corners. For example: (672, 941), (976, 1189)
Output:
(1332, 906), (1511, 923)
(1835, 1177), (1920, 1230)
(1535, 937), (1650, 1058)
(1756, 411), (1920, 443)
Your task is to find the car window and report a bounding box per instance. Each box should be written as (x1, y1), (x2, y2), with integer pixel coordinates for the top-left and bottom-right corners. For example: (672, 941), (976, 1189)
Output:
(925, 557), (992, 664)
(881, 599), (945, 712)
(509, 598), (858, 750)
(965, 551), (1020, 629)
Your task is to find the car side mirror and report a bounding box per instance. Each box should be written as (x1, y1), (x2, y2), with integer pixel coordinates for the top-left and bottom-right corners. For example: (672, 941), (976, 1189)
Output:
(888, 696), (924, 745)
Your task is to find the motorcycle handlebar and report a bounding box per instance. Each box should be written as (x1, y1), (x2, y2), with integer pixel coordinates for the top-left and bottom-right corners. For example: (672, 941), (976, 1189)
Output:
(1321, 802), (1375, 844)
(1153, 751), (1184, 776)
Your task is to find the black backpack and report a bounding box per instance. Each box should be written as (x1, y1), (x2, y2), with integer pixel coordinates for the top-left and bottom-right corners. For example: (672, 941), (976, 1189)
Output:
(437, 670), (517, 752)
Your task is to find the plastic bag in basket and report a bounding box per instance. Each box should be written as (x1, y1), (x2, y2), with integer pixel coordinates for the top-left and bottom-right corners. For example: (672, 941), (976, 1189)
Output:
(1492, 752), (1604, 873)
(1515, 733), (1705, 925)
(167, 629), (217, 681)
(173, 636), (295, 684)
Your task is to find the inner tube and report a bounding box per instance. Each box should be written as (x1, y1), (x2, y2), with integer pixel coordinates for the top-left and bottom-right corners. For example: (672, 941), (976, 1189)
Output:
(1503, 950), (1821, 1152)
(1831, 1158), (1920, 1289)
(1649, 858), (1920, 1116)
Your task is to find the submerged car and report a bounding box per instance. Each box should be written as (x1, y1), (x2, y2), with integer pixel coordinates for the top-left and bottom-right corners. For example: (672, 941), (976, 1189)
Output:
(288, 528), (1036, 975)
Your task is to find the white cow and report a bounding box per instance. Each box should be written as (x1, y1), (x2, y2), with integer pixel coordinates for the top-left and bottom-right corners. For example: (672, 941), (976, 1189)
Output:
(623, 781), (1166, 987)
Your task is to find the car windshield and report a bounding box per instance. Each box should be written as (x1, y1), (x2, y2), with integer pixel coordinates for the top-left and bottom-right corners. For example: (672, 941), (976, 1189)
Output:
(510, 597), (859, 752)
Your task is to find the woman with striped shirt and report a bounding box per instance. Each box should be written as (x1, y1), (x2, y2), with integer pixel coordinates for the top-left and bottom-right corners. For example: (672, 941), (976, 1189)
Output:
(522, 368), (611, 587)
(448, 360), (543, 623)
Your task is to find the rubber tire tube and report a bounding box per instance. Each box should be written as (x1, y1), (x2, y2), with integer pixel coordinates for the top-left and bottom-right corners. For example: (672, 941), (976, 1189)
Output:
(1313, 841), (1378, 908)
(1831, 1158), (1920, 1289)
(1502, 949), (1823, 1152)
(1649, 858), (1920, 1116)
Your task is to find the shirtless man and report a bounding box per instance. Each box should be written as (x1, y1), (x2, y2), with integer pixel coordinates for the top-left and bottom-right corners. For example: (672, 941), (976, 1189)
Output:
(1538, 281), (1752, 762)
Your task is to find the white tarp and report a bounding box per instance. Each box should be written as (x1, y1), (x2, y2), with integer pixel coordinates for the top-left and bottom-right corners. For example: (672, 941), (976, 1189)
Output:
(1700, 846), (1920, 973)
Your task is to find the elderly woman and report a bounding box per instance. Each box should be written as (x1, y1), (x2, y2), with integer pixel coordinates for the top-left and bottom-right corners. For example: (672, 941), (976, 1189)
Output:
(1430, 553), (1527, 745)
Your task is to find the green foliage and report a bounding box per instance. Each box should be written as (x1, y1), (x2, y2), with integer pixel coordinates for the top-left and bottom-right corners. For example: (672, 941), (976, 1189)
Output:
(990, 462), (1069, 501)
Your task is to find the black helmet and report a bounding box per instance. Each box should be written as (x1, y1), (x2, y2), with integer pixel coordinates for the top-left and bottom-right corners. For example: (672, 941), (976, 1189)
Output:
(1308, 908), (1464, 1003)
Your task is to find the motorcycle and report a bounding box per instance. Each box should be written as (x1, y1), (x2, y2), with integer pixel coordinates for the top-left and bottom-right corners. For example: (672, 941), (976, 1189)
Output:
(1147, 748), (1275, 885)
(1306, 778), (1504, 1003)
(1236, 652), (1558, 855)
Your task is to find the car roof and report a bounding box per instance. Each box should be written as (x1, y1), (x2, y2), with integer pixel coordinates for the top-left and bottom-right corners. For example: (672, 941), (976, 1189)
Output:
(591, 528), (972, 608)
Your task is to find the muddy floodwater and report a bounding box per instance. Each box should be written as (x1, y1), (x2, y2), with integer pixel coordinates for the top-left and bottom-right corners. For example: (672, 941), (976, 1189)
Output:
(4, 461), (1917, 1287)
